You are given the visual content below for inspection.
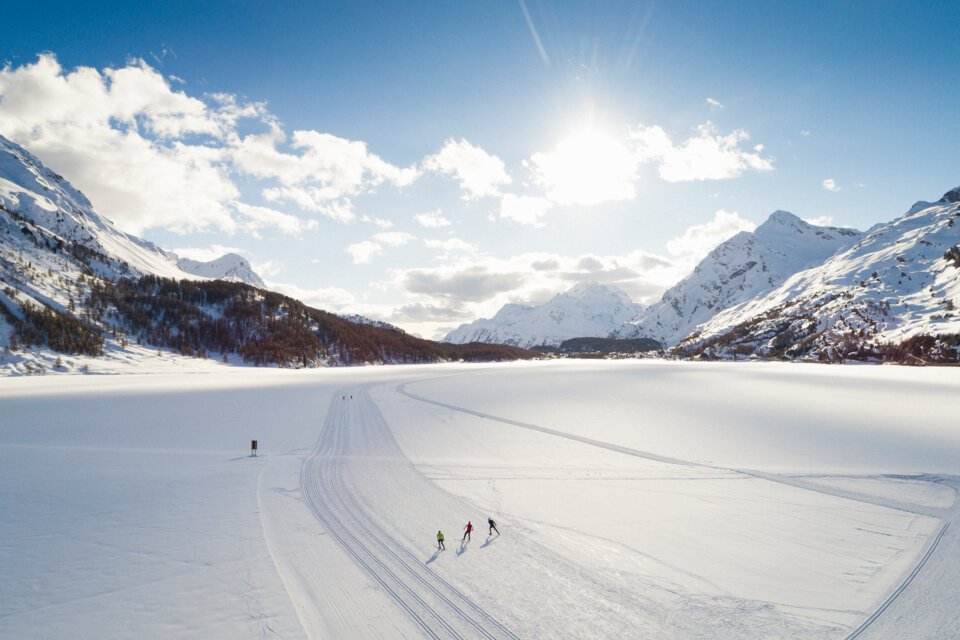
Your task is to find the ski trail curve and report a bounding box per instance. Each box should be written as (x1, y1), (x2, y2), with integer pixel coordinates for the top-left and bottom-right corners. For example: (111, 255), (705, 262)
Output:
(845, 520), (951, 639)
(396, 381), (949, 517)
(300, 391), (519, 640)
(396, 376), (960, 638)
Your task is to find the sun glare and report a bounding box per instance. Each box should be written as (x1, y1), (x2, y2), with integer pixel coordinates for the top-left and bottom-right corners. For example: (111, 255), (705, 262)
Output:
(530, 128), (637, 206)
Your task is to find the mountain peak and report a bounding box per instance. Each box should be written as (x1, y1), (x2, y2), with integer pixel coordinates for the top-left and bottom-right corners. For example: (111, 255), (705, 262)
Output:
(764, 210), (803, 226)
(177, 253), (265, 287)
(444, 282), (641, 348)
(939, 186), (960, 203)
(564, 281), (617, 298)
(620, 208), (863, 345)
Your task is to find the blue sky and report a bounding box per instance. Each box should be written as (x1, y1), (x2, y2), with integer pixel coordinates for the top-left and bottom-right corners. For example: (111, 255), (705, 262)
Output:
(2, 1), (959, 337)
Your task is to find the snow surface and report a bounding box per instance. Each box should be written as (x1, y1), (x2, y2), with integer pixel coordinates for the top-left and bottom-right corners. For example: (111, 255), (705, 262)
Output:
(2, 361), (960, 639)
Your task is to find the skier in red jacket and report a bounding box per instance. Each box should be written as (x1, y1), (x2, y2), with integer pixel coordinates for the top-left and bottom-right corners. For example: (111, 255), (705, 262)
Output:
(462, 521), (473, 542)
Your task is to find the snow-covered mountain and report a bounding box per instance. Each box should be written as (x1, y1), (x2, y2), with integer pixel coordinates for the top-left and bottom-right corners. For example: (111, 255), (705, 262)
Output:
(681, 188), (960, 361)
(0, 134), (189, 282)
(618, 211), (862, 345)
(0, 134), (264, 289)
(177, 253), (265, 287)
(444, 281), (643, 348)
(0, 136), (533, 373)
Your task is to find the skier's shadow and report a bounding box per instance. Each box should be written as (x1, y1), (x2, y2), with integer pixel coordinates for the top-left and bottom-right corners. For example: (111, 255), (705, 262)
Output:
(456, 541), (468, 556)
(481, 535), (496, 548)
(425, 549), (441, 565)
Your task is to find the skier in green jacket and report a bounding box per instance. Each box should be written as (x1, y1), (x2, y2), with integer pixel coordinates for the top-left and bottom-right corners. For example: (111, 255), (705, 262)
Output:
(437, 530), (445, 550)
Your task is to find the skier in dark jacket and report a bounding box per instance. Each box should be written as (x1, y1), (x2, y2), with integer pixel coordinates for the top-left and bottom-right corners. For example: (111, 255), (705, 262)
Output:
(462, 521), (473, 542)
(437, 530), (445, 550)
(488, 517), (500, 536)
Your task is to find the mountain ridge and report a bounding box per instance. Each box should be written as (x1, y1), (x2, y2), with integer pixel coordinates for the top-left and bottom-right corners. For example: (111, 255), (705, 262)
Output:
(177, 253), (265, 287)
(616, 210), (863, 345)
(679, 187), (960, 361)
(444, 281), (642, 348)
(0, 135), (533, 373)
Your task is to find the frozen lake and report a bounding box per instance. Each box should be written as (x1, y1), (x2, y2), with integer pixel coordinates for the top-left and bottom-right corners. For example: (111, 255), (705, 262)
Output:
(2, 360), (959, 638)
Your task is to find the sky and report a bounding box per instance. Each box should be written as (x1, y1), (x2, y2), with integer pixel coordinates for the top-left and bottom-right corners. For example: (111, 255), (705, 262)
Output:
(2, 1), (959, 338)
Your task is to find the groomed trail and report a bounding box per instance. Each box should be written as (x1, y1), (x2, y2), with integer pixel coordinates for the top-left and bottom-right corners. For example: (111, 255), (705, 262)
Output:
(276, 371), (960, 639)
(293, 385), (814, 638)
(395, 374), (960, 640)
(300, 391), (519, 640)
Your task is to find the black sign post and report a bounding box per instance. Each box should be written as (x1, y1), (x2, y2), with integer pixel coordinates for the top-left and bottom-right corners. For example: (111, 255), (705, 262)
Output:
(251, 440), (258, 457)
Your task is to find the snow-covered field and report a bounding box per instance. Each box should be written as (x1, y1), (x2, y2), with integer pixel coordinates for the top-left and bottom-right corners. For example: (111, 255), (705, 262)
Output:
(2, 360), (959, 639)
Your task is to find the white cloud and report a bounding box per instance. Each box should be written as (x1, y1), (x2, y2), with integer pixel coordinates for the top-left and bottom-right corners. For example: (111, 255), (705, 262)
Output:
(498, 194), (553, 226)
(346, 240), (385, 264)
(666, 209), (756, 261)
(630, 121), (773, 182)
(706, 97), (724, 109)
(804, 215), (835, 226)
(0, 54), (255, 235)
(423, 237), (479, 257)
(234, 128), (418, 221)
(384, 210), (769, 337)
(822, 178), (840, 192)
(0, 54), (423, 235)
(527, 131), (637, 206)
(252, 259), (285, 277)
(402, 265), (525, 302)
(266, 281), (356, 311)
(362, 215), (395, 229)
(385, 248), (688, 338)
(372, 231), (416, 247)
(414, 210), (452, 228)
(234, 202), (319, 236)
(423, 138), (511, 199)
(344, 232), (415, 265)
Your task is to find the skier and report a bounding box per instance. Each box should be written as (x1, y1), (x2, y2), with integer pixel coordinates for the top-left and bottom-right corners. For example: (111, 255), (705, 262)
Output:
(437, 530), (445, 550)
(488, 517), (500, 536)
(462, 521), (473, 542)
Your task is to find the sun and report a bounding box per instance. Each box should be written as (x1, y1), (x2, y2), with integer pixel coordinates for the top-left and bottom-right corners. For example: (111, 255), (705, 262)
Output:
(530, 127), (636, 206)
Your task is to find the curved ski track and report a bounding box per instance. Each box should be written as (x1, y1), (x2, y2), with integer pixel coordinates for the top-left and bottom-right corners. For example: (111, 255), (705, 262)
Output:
(845, 519), (951, 640)
(300, 391), (519, 640)
(396, 376), (960, 640)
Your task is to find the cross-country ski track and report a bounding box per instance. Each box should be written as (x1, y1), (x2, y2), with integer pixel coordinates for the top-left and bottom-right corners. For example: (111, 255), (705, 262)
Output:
(300, 392), (519, 640)
(258, 370), (960, 639)
(287, 382), (817, 638)
(5, 361), (960, 638)
(391, 372), (960, 639)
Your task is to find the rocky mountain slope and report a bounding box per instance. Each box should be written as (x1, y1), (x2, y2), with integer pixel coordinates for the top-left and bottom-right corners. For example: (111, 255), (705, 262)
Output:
(0, 136), (532, 372)
(678, 188), (960, 362)
(617, 212), (862, 345)
(444, 281), (643, 348)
